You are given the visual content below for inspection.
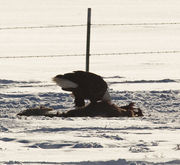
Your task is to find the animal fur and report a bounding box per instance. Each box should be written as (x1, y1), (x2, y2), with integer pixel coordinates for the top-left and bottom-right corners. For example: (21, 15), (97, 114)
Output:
(57, 102), (143, 117)
(18, 102), (143, 118)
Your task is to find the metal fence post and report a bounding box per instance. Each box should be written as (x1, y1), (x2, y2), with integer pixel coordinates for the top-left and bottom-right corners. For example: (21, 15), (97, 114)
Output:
(86, 8), (91, 72)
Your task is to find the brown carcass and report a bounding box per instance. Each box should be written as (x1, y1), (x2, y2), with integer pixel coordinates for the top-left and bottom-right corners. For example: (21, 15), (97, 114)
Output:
(18, 102), (143, 117)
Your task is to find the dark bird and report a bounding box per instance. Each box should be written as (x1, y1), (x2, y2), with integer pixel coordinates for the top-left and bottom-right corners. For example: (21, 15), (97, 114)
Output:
(53, 71), (111, 107)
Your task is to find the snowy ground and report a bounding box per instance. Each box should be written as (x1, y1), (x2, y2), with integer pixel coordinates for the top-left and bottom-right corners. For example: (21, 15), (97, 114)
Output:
(1, 0), (180, 164)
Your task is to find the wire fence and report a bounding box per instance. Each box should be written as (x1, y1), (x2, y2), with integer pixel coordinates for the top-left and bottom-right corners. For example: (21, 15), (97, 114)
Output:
(1, 51), (180, 59)
(0, 24), (86, 30)
(1, 22), (180, 59)
(1, 22), (180, 30)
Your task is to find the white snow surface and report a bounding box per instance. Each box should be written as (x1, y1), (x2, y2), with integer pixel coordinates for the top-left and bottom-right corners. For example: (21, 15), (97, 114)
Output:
(0, 0), (180, 164)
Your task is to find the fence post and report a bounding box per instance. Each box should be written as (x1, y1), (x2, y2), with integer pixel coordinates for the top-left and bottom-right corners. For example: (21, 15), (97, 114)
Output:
(86, 8), (91, 72)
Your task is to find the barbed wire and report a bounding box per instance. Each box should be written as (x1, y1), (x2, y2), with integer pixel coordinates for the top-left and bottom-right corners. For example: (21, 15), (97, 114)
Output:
(0, 24), (86, 30)
(0, 54), (84, 59)
(92, 51), (180, 56)
(1, 22), (180, 30)
(92, 22), (180, 26)
(1, 51), (180, 59)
